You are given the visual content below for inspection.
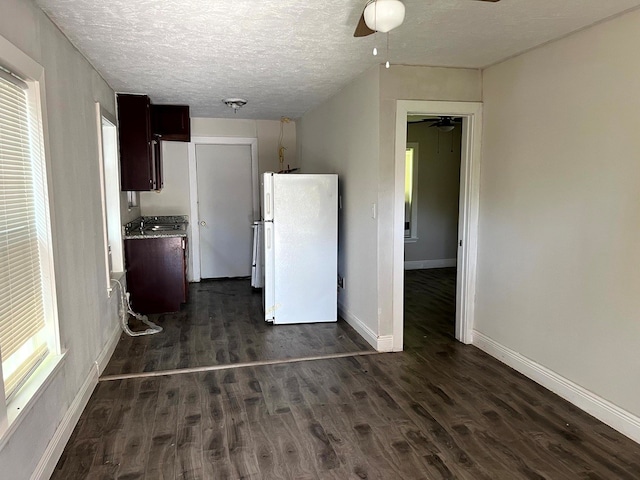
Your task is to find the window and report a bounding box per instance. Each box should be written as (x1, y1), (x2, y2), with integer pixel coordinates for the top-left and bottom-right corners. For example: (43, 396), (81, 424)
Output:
(405, 143), (419, 241)
(0, 34), (60, 434)
(96, 103), (124, 292)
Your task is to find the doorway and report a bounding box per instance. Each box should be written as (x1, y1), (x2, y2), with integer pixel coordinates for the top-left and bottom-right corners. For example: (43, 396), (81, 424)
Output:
(187, 137), (259, 282)
(393, 101), (482, 350)
(403, 117), (462, 347)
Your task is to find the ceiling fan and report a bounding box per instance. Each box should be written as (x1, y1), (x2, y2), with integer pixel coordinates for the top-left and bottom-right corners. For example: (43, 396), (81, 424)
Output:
(354, 0), (501, 37)
(409, 116), (462, 132)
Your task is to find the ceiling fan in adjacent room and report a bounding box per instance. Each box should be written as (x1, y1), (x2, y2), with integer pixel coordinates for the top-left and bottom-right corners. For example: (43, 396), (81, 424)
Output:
(354, 0), (501, 37)
(409, 116), (462, 132)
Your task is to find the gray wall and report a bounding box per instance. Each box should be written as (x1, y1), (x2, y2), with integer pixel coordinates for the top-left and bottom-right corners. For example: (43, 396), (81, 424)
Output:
(377, 66), (482, 337)
(297, 67), (381, 341)
(405, 122), (461, 264)
(477, 8), (640, 419)
(0, 0), (134, 477)
(298, 65), (481, 346)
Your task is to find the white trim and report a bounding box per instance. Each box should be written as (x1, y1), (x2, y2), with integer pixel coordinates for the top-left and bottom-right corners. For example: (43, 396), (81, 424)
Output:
(0, 33), (61, 432)
(95, 324), (122, 376)
(187, 136), (259, 282)
(95, 103), (123, 296)
(30, 367), (98, 480)
(404, 259), (457, 270)
(473, 331), (640, 444)
(0, 353), (66, 450)
(339, 303), (393, 352)
(376, 335), (394, 352)
(394, 101), (482, 350)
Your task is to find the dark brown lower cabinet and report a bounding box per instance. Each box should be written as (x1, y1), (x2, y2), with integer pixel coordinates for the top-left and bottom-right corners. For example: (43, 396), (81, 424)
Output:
(125, 237), (187, 314)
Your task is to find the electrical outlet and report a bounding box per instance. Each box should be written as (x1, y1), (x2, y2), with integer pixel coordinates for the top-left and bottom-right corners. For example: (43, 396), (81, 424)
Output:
(337, 275), (345, 289)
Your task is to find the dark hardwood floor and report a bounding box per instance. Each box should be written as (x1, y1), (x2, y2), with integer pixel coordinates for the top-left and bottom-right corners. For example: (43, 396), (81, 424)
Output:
(51, 269), (640, 479)
(102, 279), (373, 377)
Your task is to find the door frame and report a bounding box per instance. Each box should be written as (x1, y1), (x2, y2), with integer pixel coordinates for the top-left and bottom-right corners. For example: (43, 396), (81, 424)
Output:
(393, 101), (482, 349)
(187, 137), (259, 282)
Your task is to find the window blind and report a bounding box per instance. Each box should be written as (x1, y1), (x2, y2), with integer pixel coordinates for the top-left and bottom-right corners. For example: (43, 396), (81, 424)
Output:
(0, 71), (48, 399)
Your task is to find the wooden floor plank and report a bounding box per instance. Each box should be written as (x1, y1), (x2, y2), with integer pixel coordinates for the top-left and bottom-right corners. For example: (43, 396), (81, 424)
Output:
(103, 279), (372, 377)
(51, 270), (640, 479)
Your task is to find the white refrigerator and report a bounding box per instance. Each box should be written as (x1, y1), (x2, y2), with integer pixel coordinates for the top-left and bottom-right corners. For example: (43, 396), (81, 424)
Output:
(262, 172), (338, 324)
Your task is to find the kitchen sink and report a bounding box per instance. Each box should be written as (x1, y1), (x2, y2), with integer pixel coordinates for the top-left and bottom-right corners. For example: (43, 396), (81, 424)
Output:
(146, 224), (186, 231)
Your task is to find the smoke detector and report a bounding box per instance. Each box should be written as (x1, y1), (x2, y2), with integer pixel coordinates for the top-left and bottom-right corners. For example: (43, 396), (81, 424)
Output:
(223, 98), (247, 113)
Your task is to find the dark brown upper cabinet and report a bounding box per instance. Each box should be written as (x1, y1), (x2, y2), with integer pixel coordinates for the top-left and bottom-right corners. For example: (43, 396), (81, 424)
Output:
(117, 93), (162, 191)
(151, 104), (191, 142)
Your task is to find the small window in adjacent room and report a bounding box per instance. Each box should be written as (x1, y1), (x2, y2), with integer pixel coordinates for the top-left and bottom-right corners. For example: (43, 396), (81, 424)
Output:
(0, 35), (62, 436)
(96, 103), (124, 292)
(405, 143), (419, 241)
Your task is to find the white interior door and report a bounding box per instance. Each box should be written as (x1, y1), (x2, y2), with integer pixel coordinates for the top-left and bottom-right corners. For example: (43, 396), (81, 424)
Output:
(196, 144), (253, 278)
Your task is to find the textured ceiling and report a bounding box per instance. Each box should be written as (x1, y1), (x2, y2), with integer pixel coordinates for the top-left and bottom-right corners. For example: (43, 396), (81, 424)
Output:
(35, 0), (640, 119)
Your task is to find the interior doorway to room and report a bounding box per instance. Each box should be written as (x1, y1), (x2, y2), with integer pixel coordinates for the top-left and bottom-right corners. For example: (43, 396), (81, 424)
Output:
(403, 116), (462, 348)
(393, 101), (482, 350)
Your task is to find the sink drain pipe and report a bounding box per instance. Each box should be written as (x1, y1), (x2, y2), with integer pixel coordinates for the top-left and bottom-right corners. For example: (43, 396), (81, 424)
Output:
(112, 278), (163, 336)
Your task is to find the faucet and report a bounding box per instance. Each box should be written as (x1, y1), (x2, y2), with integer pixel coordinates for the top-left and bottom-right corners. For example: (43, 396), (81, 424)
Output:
(140, 218), (145, 231)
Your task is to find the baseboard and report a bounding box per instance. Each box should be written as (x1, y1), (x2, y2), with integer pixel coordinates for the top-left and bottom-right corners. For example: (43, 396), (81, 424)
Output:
(30, 367), (98, 480)
(95, 324), (122, 376)
(338, 302), (393, 352)
(404, 258), (457, 270)
(472, 330), (640, 444)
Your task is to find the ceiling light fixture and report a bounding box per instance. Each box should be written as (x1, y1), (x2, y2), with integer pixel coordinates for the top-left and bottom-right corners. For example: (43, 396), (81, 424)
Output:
(363, 0), (405, 33)
(437, 125), (455, 132)
(223, 98), (247, 113)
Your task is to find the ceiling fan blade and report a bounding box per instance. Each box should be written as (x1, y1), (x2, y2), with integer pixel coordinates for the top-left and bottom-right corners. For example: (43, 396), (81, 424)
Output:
(354, 11), (375, 37)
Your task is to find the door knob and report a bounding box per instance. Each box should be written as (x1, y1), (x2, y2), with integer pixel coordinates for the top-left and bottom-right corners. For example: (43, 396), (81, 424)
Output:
(200, 221), (206, 226)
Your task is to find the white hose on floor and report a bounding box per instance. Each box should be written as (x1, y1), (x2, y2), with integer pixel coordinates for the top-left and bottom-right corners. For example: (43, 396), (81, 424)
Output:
(112, 278), (163, 337)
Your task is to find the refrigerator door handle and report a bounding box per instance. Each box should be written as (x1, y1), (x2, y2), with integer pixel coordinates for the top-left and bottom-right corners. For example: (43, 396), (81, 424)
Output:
(266, 193), (271, 217)
(264, 221), (275, 322)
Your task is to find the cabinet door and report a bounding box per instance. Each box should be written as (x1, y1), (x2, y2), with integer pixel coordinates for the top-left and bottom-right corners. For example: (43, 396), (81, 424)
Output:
(125, 237), (186, 313)
(151, 104), (191, 142)
(117, 94), (156, 190)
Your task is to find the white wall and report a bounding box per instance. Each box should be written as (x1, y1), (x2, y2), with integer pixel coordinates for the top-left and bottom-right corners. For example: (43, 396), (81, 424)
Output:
(0, 0), (126, 477)
(140, 117), (296, 215)
(298, 67), (381, 344)
(478, 9), (640, 421)
(298, 65), (481, 348)
(405, 122), (461, 264)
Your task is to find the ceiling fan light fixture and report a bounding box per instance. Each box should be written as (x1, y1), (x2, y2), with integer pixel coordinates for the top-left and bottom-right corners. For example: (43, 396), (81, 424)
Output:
(223, 98), (247, 113)
(437, 125), (455, 132)
(363, 0), (406, 33)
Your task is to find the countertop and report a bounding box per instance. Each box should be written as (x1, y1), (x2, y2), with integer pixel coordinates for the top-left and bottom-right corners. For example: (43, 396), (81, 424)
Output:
(123, 215), (188, 240)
